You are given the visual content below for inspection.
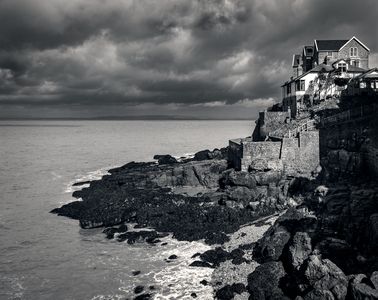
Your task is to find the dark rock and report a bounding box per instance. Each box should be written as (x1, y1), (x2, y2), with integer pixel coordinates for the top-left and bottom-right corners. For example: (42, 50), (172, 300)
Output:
(132, 270), (141, 276)
(72, 181), (91, 187)
(189, 261), (213, 268)
(253, 225), (291, 263)
(200, 247), (232, 267)
(118, 224), (128, 232)
(215, 285), (234, 300)
(190, 292), (197, 298)
(191, 253), (201, 258)
(134, 294), (151, 300)
(301, 255), (348, 300)
(134, 286), (144, 294)
(193, 150), (211, 161)
(103, 227), (118, 239)
(149, 286), (155, 290)
(349, 273), (378, 299)
(221, 170), (256, 189)
(247, 261), (288, 300)
(154, 154), (177, 165)
(117, 231), (168, 244)
(232, 283), (246, 294)
(168, 255), (178, 260)
(200, 280), (208, 286)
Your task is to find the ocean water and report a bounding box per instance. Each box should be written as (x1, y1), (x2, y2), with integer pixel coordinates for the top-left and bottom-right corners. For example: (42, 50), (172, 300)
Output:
(0, 120), (253, 300)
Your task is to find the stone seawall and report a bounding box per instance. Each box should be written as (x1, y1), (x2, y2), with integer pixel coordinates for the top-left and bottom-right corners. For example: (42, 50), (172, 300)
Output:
(229, 131), (320, 177)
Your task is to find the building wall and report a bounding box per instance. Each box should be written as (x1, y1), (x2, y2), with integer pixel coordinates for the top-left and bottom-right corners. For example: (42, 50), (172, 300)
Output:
(253, 111), (290, 140)
(338, 39), (369, 69)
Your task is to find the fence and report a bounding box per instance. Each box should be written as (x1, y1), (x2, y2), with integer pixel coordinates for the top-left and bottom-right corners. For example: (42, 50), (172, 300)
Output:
(285, 119), (316, 138)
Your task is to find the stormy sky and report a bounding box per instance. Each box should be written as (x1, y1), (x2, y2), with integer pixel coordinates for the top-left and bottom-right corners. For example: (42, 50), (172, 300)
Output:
(0, 0), (377, 119)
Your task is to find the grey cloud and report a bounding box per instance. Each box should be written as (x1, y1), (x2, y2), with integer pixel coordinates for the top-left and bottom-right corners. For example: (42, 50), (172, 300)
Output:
(0, 0), (377, 118)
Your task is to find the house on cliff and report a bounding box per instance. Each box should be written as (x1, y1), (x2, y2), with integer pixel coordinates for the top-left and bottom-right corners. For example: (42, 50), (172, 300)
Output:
(282, 36), (371, 118)
(228, 36), (377, 177)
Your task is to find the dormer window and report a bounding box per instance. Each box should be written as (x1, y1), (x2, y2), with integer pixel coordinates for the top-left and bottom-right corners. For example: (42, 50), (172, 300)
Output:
(350, 47), (358, 57)
(338, 63), (347, 72)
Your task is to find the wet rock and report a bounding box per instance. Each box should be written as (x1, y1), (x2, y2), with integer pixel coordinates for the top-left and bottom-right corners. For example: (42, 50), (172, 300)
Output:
(232, 283), (246, 294)
(200, 279), (208, 286)
(103, 227), (118, 239)
(134, 286), (144, 294)
(134, 294), (151, 300)
(117, 231), (167, 244)
(72, 181), (91, 187)
(189, 261), (214, 268)
(247, 261), (288, 300)
(301, 255), (347, 300)
(215, 285), (234, 300)
(200, 247), (232, 267)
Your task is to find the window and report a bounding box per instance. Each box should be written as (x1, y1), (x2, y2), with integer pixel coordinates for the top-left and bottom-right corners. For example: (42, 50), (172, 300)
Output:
(350, 47), (358, 57)
(353, 60), (360, 67)
(287, 84), (291, 94)
(296, 80), (305, 91)
(338, 63), (347, 72)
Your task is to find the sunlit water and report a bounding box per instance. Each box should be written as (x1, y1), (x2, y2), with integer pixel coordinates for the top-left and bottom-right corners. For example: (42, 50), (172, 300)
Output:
(0, 120), (253, 300)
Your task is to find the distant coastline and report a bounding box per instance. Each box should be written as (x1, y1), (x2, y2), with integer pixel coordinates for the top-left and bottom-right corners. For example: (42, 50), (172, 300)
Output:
(0, 116), (255, 121)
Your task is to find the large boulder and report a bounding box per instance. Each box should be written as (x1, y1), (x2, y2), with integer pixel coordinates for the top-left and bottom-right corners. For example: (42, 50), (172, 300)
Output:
(153, 154), (177, 165)
(247, 261), (289, 300)
(221, 170), (256, 189)
(287, 232), (312, 270)
(301, 255), (348, 300)
(349, 273), (378, 300)
(253, 225), (291, 263)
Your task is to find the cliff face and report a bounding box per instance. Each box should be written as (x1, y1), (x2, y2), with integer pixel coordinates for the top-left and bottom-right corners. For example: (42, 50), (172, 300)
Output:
(320, 113), (378, 181)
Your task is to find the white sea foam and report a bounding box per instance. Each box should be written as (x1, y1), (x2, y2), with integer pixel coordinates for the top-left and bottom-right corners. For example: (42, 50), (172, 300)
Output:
(64, 167), (115, 194)
(153, 238), (214, 299)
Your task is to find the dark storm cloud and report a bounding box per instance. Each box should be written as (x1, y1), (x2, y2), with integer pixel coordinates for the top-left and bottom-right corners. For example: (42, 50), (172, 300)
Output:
(0, 0), (377, 118)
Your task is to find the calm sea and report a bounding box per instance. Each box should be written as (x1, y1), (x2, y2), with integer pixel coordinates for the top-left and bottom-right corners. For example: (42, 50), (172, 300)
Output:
(0, 120), (253, 300)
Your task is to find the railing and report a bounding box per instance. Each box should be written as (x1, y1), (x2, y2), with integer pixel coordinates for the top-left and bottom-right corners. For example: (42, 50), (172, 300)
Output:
(320, 103), (378, 127)
(285, 119), (316, 138)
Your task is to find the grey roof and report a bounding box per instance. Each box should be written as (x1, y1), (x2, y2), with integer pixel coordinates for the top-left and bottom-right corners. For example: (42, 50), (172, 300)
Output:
(315, 39), (348, 51)
(353, 68), (378, 80)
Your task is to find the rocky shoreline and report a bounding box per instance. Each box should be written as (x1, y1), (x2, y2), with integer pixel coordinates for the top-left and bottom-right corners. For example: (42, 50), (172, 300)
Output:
(52, 143), (378, 299)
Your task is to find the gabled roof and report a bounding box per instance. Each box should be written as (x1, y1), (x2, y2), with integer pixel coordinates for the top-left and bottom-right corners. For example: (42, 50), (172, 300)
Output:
(353, 68), (378, 80)
(314, 39), (348, 51)
(292, 54), (301, 67)
(346, 65), (367, 73)
(339, 36), (370, 52)
(282, 64), (333, 86)
(332, 59), (348, 66)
